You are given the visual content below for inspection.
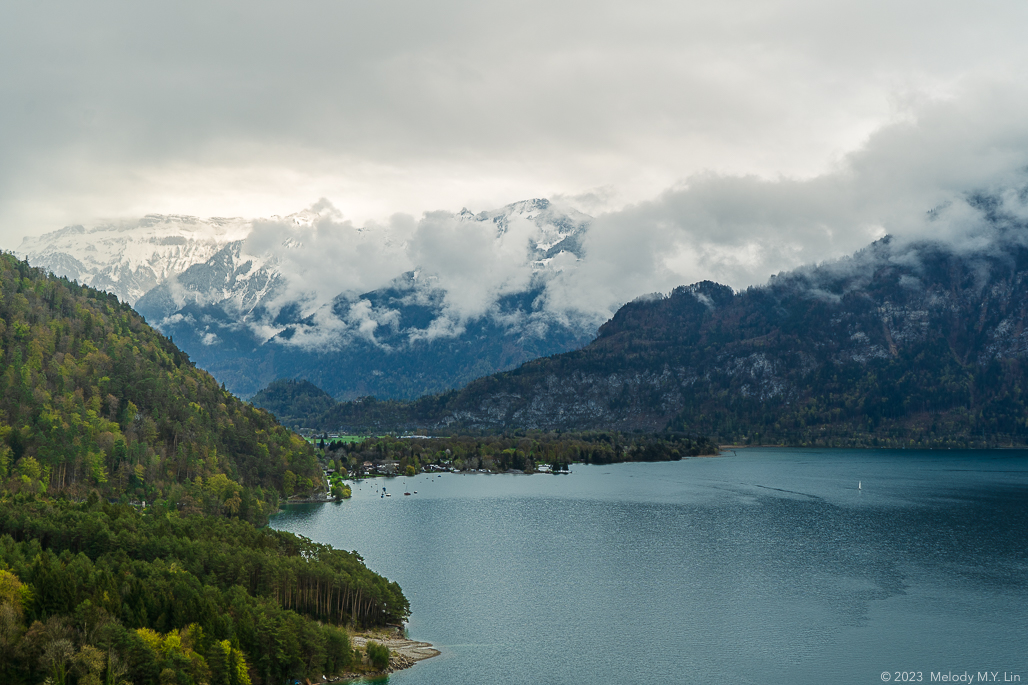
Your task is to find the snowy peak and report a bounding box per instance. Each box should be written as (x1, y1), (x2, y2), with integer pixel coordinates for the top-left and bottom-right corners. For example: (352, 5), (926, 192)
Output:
(19, 215), (253, 304)
(457, 198), (589, 260)
(135, 240), (285, 327)
(21, 198), (597, 365)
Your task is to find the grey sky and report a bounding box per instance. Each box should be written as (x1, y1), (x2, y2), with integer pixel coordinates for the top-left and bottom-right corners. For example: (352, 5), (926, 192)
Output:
(2, 0), (1028, 297)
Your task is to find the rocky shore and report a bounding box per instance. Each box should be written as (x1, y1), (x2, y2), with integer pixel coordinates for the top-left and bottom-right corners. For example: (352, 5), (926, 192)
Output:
(323, 626), (440, 682)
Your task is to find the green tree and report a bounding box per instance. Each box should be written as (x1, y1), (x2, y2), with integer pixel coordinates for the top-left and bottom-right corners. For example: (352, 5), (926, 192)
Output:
(366, 640), (390, 670)
(209, 639), (251, 685)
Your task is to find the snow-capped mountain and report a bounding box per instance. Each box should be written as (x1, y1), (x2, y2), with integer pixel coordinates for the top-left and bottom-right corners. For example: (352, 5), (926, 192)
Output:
(18, 215), (253, 304)
(133, 240), (284, 329)
(139, 198), (590, 346)
(133, 198), (600, 400)
(19, 199), (600, 400)
(461, 198), (587, 265)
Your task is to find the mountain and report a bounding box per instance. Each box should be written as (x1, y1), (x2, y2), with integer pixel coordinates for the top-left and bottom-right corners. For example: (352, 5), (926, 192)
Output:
(0, 251), (407, 683)
(18, 214), (252, 304)
(135, 199), (599, 400)
(307, 224), (1028, 446)
(18, 200), (600, 401)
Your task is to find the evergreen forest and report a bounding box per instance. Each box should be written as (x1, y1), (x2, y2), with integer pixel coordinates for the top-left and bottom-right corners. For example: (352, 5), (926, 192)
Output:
(0, 254), (408, 684)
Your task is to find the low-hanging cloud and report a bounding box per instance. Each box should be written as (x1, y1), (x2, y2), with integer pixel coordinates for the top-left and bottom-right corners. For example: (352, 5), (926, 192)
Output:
(16, 72), (1028, 354)
(539, 83), (1028, 321)
(243, 210), (417, 314)
(186, 81), (1028, 351)
(218, 198), (595, 348)
(406, 210), (539, 322)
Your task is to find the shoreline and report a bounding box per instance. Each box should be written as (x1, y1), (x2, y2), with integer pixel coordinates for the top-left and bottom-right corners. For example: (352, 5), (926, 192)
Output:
(285, 493), (338, 503)
(326, 627), (440, 681)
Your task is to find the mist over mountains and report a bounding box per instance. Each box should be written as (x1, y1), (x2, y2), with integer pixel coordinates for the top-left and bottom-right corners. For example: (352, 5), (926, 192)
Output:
(277, 188), (1028, 446)
(21, 165), (1028, 414)
(21, 199), (602, 399)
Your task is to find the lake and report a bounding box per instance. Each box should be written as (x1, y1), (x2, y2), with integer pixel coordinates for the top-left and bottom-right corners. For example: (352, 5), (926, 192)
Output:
(270, 449), (1028, 684)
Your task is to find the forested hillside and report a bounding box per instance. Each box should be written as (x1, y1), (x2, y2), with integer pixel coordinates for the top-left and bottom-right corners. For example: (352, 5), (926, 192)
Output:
(0, 253), (408, 684)
(0, 252), (322, 519)
(291, 229), (1028, 447)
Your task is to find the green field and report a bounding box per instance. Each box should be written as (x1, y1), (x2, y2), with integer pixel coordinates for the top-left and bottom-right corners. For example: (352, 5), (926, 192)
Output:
(305, 435), (368, 445)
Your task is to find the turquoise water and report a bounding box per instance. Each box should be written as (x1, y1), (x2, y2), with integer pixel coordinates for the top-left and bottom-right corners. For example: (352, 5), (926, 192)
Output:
(270, 449), (1028, 684)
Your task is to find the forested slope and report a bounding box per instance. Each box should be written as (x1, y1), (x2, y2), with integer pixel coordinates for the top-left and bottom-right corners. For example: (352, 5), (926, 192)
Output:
(0, 252), (323, 519)
(0, 253), (408, 684)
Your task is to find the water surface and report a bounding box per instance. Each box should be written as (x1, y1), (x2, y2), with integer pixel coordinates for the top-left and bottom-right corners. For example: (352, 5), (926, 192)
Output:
(271, 449), (1028, 684)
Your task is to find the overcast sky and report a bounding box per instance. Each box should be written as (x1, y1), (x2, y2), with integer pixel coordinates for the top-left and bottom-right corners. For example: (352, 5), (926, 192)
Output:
(3, 0), (1028, 296)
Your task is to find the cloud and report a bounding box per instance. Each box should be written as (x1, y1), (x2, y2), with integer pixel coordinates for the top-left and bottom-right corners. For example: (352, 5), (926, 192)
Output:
(229, 198), (592, 347)
(182, 80), (1028, 351)
(4, 0), (1028, 246)
(540, 83), (1028, 319)
(4, 0), (1028, 348)
(406, 211), (538, 321)
(241, 208), (416, 316)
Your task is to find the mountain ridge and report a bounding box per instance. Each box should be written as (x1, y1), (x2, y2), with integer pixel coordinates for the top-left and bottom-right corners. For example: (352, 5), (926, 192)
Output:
(269, 227), (1028, 446)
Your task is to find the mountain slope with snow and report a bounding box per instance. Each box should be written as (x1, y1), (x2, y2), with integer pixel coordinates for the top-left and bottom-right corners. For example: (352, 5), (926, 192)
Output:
(18, 215), (252, 304)
(18, 199), (605, 400)
(131, 199), (601, 399)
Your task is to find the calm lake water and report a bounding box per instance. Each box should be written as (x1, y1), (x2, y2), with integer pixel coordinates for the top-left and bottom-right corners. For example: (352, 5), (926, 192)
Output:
(270, 449), (1028, 684)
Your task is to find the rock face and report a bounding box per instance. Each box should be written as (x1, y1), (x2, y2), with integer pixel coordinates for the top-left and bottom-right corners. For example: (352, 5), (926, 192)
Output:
(322, 228), (1028, 445)
(134, 240), (283, 324)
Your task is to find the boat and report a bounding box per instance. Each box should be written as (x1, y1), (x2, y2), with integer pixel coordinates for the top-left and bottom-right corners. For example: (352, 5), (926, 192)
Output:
(404, 492), (411, 496)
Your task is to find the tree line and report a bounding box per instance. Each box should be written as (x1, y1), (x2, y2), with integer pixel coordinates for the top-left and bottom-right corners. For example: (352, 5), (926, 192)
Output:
(0, 496), (407, 683)
(324, 431), (717, 475)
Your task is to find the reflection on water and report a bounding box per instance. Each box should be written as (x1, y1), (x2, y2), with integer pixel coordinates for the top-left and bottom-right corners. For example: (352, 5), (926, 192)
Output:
(272, 449), (1028, 684)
